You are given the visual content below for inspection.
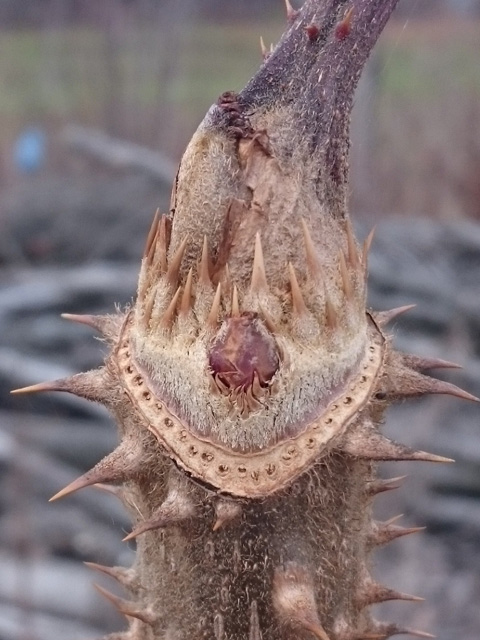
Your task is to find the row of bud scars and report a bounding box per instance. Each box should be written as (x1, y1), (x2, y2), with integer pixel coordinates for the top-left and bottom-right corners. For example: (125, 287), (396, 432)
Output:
(134, 212), (369, 343)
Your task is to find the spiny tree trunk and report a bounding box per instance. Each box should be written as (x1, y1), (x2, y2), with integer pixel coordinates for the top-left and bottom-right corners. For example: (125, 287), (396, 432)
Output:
(14, 1), (477, 639)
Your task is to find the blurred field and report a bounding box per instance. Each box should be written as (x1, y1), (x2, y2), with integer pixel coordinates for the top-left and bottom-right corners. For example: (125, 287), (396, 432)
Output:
(0, 15), (479, 219)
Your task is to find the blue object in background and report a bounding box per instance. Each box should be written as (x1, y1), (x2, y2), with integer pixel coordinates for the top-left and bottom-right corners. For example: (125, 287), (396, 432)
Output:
(13, 127), (47, 174)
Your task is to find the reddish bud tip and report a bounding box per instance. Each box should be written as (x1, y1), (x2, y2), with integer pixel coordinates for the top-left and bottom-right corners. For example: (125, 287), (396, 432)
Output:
(335, 7), (354, 40)
(304, 24), (319, 41)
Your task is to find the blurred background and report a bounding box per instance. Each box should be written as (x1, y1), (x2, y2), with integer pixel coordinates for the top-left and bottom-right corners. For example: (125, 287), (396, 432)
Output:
(0, 0), (480, 638)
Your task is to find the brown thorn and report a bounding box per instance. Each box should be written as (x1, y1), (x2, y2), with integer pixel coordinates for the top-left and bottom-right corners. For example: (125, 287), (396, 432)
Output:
(156, 215), (170, 273)
(143, 209), (160, 260)
(49, 473), (104, 502)
(339, 251), (354, 301)
(93, 584), (155, 625)
(288, 263), (308, 316)
(301, 218), (321, 280)
(346, 219), (360, 268)
(374, 624), (435, 639)
(250, 232), (268, 293)
(199, 235), (212, 286)
(231, 284), (240, 317)
(359, 582), (424, 606)
(122, 521), (157, 543)
(402, 354), (462, 372)
(369, 521), (426, 547)
(224, 263), (232, 289)
(366, 475), (407, 497)
(207, 282), (222, 328)
(11, 369), (107, 403)
(399, 631), (435, 639)
(362, 227), (375, 268)
(393, 369), (479, 403)
(84, 562), (134, 589)
(375, 305), (416, 327)
(61, 313), (109, 335)
(258, 304), (278, 334)
(340, 425), (454, 463)
(180, 268), (194, 316)
(166, 236), (188, 287)
(11, 381), (66, 395)
(272, 564), (330, 640)
(142, 290), (156, 330)
(123, 509), (190, 542)
(383, 514), (405, 526)
(50, 442), (139, 502)
(158, 286), (182, 330)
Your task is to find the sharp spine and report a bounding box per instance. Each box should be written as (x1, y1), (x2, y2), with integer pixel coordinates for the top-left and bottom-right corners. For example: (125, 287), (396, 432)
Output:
(369, 519), (425, 547)
(250, 233), (268, 293)
(346, 219), (360, 268)
(93, 584), (156, 625)
(84, 562), (136, 591)
(388, 367), (479, 402)
(272, 564), (331, 640)
(207, 283), (222, 328)
(49, 441), (140, 502)
(180, 268), (194, 316)
(156, 214), (170, 273)
(142, 289), (156, 329)
(362, 227), (375, 270)
(199, 235), (212, 286)
(11, 369), (108, 403)
(370, 622), (435, 639)
(340, 426), (453, 463)
(258, 304), (278, 334)
(166, 236), (188, 287)
(339, 251), (354, 301)
(366, 475), (407, 497)
(285, 0), (299, 22)
(61, 313), (119, 339)
(401, 354), (461, 371)
(158, 286), (182, 329)
(357, 580), (424, 607)
(260, 36), (268, 59)
(123, 473), (196, 541)
(143, 209), (160, 261)
(375, 305), (416, 327)
(288, 263), (308, 316)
